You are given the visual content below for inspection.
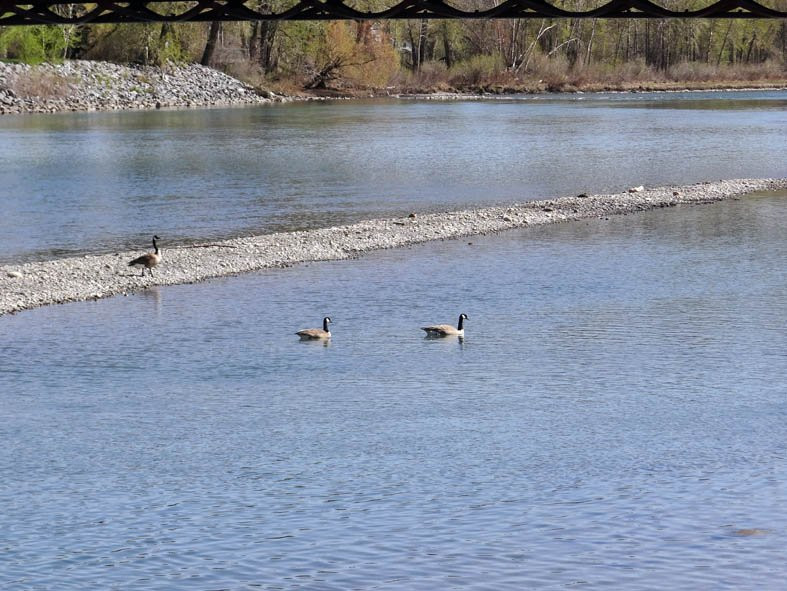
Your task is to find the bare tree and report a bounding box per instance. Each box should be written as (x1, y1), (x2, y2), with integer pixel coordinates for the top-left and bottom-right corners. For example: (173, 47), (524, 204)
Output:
(201, 21), (222, 66)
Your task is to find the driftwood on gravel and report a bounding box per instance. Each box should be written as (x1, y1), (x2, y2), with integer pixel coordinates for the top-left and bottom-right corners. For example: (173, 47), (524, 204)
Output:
(1, 178), (786, 317)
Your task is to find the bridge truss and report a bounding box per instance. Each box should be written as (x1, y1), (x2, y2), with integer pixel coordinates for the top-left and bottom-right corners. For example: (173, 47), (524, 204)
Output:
(1, 0), (786, 25)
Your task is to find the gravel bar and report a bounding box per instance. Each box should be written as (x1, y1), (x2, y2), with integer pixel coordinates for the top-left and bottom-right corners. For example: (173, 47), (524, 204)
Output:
(2, 178), (786, 316)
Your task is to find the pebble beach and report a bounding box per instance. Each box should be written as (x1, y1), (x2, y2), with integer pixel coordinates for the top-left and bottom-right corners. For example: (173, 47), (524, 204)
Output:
(2, 177), (785, 316)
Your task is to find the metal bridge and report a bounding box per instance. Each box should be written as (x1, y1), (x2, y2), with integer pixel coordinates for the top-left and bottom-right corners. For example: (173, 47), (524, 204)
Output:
(1, 0), (786, 25)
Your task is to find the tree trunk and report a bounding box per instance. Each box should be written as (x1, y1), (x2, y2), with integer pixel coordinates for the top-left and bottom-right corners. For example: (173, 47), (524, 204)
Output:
(408, 25), (419, 71)
(716, 21), (733, 66)
(442, 22), (453, 69)
(745, 31), (757, 63)
(519, 21), (554, 72)
(418, 19), (428, 70)
(201, 21), (222, 66)
(585, 18), (597, 67)
(258, 21), (278, 73)
(705, 22), (715, 63)
(249, 21), (260, 62)
(782, 21), (786, 64)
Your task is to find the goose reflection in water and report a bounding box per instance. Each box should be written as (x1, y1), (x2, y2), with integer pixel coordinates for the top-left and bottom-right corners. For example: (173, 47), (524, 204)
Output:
(297, 336), (332, 348)
(423, 333), (466, 350)
(137, 286), (162, 316)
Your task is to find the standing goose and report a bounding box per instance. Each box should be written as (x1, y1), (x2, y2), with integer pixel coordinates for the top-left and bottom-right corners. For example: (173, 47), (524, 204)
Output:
(296, 316), (332, 340)
(128, 235), (162, 277)
(422, 313), (468, 337)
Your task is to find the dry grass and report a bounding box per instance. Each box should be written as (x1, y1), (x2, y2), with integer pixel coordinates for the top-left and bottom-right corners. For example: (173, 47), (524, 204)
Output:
(220, 62), (299, 97)
(6, 70), (74, 98)
(400, 62), (451, 91)
(448, 55), (509, 87)
(221, 49), (786, 97)
(666, 60), (786, 82)
(223, 61), (267, 88)
(264, 77), (308, 97)
(445, 57), (787, 93)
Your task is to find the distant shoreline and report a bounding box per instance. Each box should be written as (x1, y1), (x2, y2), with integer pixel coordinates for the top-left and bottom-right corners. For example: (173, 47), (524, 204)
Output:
(1, 60), (786, 117)
(355, 80), (787, 100)
(2, 178), (786, 317)
(386, 84), (787, 102)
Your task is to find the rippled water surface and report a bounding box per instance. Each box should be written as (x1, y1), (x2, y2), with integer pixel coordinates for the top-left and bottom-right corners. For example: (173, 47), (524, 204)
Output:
(2, 191), (786, 589)
(1, 90), (786, 262)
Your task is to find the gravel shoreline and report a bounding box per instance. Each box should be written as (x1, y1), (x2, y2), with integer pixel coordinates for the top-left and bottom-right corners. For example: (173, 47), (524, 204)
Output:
(394, 86), (787, 101)
(2, 178), (786, 316)
(0, 61), (287, 115)
(3, 61), (786, 117)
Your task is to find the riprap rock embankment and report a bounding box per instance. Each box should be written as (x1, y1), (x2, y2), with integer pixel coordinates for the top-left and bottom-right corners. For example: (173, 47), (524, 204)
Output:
(2, 178), (786, 316)
(0, 60), (280, 115)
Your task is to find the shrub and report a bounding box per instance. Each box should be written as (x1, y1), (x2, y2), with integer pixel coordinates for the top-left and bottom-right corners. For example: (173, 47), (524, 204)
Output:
(449, 54), (507, 87)
(667, 60), (786, 82)
(402, 61), (448, 90)
(83, 23), (197, 65)
(0, 26), (71, 64)
(524, 52), (570, 90)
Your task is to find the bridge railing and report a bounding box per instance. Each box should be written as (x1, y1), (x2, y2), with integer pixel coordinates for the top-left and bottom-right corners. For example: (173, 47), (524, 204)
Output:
(2, 0), (786, 25)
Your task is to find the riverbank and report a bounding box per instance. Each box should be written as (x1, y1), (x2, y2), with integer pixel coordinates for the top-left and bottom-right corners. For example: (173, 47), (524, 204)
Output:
(388, 79), (787, 99)
(2, 178), (785, 316)
(381, 76), (787, 98)
(0, 60), (293, 115)
(2, 60), (786, 116)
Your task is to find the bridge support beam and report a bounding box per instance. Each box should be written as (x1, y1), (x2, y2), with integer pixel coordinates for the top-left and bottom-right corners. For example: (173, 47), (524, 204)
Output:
(1, 0), (786, 26)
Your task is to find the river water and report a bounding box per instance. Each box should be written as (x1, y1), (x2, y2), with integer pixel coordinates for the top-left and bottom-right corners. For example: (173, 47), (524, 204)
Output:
(1, 94), (787, 589)
(0, 91), (785, 263)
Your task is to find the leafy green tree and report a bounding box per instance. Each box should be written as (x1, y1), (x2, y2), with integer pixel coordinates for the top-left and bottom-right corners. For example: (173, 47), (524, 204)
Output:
(0, 25), (73, 63)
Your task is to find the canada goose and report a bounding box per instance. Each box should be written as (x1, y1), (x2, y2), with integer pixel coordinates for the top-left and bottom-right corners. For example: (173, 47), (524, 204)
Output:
(422, 313), (468, 337)
(128, 235), (162, 277)
(296, 316), (332, 340)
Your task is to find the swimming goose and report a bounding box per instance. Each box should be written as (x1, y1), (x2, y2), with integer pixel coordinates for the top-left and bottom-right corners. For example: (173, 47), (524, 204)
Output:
(296, 316), (332, 340)
(128, 235), (162, 277)
(422, 313), (468, 337)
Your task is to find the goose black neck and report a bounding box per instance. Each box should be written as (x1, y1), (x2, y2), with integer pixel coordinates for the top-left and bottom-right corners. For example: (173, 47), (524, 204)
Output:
(457, 315), (464, 330)
(323, 318), (330, 332)
(152, 238), (159, 254)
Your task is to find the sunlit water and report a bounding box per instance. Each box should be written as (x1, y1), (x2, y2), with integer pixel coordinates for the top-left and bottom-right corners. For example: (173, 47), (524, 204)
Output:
(0, 90), (786, 263)
(2, 191), (786, 589)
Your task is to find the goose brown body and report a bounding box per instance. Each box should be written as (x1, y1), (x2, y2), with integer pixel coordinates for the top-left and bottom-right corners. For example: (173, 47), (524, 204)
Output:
(297, 317), (332, 340)
(128, 236), (161, 276)
(422, 313), (468, 337)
